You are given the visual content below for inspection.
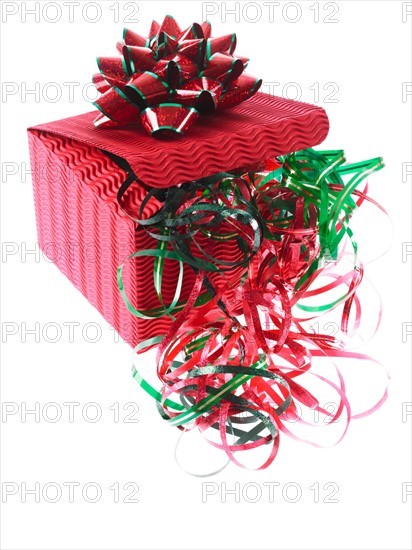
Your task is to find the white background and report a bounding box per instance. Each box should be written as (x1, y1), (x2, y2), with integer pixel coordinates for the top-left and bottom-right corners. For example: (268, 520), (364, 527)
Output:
(1, 1), (411, 549)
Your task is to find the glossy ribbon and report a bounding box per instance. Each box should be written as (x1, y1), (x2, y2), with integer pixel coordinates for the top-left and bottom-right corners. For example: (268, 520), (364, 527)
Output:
(93, 16), (262, 137)
(118, 148), (388, 471)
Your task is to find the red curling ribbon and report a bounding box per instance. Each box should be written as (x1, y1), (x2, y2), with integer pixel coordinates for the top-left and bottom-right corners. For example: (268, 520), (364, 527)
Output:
(92, 15), (262, 137)
(120, 149), (389, 473)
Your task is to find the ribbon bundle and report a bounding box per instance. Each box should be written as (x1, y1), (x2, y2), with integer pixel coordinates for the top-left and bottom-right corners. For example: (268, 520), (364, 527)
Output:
(117, 148), (388, 471)
(93, 16), (262, 137)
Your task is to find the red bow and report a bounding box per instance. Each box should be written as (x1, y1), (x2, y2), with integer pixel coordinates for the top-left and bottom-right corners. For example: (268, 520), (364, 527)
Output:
(93, 15), (262, 137)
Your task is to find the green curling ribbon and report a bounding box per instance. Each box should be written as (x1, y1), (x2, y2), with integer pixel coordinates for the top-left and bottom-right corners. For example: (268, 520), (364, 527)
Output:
(118, 147), (385, 470)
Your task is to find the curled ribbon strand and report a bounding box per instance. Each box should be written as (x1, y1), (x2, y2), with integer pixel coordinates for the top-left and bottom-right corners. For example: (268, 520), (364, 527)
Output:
(117, 148), (388, 471)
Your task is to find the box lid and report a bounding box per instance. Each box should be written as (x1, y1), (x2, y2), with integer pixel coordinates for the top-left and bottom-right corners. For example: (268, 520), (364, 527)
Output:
(28, 92), (329, 188)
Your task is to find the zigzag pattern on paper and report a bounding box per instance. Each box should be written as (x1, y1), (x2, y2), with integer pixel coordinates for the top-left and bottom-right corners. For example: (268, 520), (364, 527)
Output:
(29, 131), (245, 346)
(28, 92), (329, 347)
(29, 92), (329, 188)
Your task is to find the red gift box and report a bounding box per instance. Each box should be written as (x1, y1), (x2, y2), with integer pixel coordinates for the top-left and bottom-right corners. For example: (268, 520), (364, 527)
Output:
(28, 92), (329, 348)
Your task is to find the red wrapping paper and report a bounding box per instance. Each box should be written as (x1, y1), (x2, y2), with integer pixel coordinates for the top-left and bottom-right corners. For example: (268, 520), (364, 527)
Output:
(28, 92), (329, 346)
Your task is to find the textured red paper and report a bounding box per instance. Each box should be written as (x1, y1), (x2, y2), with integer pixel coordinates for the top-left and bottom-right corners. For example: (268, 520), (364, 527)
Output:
(28, 92), (329, 346)
(29, 92), (329, 188)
